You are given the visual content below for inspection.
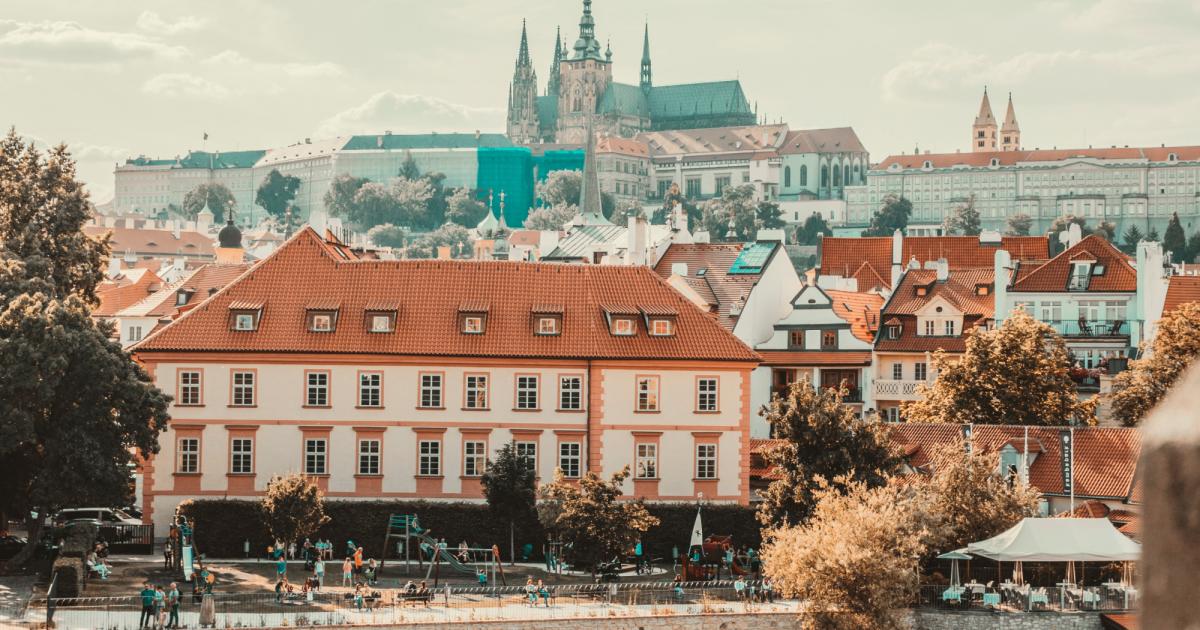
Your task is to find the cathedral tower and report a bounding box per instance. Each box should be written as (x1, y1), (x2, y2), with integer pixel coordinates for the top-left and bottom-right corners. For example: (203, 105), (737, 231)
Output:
(972, 87), (997, 152)
(556, 0), (612, 144)
(546, 26), (563, 97)
(506, 20), (539, 144)
(640, 22), (652, 92)
(1000, 92), (1021, 152)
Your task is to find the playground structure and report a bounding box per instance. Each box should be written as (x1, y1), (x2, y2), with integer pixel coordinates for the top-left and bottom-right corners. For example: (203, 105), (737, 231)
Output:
(679, 534), (755, 581)
(380, 514), (505, 586)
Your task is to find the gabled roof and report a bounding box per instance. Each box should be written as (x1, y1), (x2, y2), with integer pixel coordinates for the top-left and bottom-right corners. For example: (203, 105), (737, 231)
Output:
(542, 224), (626, 260)
(1010, 235), (1136, 293)
(825, 289), (884, 343)
(117, 263), (254, 319)
(646, 80), (753, 120)
(598, 82), (649, 119)
(637, 124), (787, 160)
(819, 235), (1050, 290)
(94, 269), (163, 318)
(134, 228), (758, 362)
(875, 268), (995, 353)
(654, 242), (774, 331)
(85, 226), (215, 258)
(595, 135), (649, 157)
(1162, 275), (1200, 315)
(777, 127), (867, 155)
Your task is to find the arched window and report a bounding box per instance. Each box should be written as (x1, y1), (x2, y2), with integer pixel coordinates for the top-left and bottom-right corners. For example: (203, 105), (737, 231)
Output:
(923, 160), (932, 169)
(820, 165), (829, 188)
(800, 165), (808, 187)
(833, 166), (842, 188)
(1168, 153), (1178, 162)
(784, 166), (792, 188)
(571, 85), (582, 112)
(843, 165), (850, 185)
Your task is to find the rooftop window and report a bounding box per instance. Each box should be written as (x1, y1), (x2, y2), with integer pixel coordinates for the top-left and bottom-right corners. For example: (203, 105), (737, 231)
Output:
(307, 310), (337, 333)
(536, 315), (561, 336)
(611, 318), (635, 336)
(367, 312), (395, 333)
(649, 318), (675, 337)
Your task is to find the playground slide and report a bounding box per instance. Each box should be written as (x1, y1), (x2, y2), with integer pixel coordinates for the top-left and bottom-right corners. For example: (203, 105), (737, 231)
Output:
(413, 531), (478, 574)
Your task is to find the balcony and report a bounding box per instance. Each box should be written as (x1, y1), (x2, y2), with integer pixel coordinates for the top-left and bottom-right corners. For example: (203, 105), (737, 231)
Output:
(874, 379), (929, 402)
(1046, 319), (1133, 338)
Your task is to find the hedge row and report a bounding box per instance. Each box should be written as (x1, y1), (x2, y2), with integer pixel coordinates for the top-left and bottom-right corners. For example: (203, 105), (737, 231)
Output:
(178, 500), (762, 561)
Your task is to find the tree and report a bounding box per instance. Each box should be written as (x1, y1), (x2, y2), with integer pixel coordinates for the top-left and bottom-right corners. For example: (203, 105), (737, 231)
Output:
(862, 194), (912, 237)
(1163, 212), (1187, 260)
(182, 182), (235, 224)
(608, 200), (645, 225)
(700, 184), (758, 242)
(758, 377), (899, 526)
(346, 182), (400, 229)
(390, 176), (434, 228)
(403, 223), (473, 259)
(943, 195), (981, 236)
(323, 173), (368, 218)
(902, 309), (1097, 426)
(535, 170), (614, 216)
(762, 478), (927, 630)
(0, 131), (170, 568)
(259, 474), (331, 547)
(255, 169), (301, 220)
(1121, 224), (1145, 255)
(1146, 226), (1160, 242)
(398, 150), (421, 180)
(420, 172), (449, 228)
(1185, 232), (1200, 264)
(444, 188), (489, 228)
(756, 199), (787, 231)
(523, 203), (577, 231)
(652, 182), (702, 231)
(366, 224), (408, 248)
(794, 212), (832, 246)
(1095, 221), (1116, 242)
(480, 442), (537, 564)
(1005, 213), (1033, 236)
(537, 468), (659, 573)
(1110, 302), (1200, 426)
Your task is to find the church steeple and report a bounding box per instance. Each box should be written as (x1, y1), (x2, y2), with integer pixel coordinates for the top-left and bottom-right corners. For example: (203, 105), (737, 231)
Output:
(1000, 92), (1021, 152)
(971, 86), (997, 153)
(506, 19), (539, 144)
(516, 19), (531, 69)
(640, 22), (652, 91)
(571, 0), (604, 61)
(547, 26), (562, 96)
(577, 117), (610, 225)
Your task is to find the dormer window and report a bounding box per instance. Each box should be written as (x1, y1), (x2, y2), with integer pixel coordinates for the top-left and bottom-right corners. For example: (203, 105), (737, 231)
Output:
(975, 284), (991, 296)
(463, 316), (484, 334)
(458, 301), (489, 335)
(228, 302), (263, 331)
(368, 313), (395, 333)
(649, 318), (675, 337)
(1069, 262), (1093, 291)
(536, 316), (561, 335)
(175, 289), (193, 306)
(310, 312), (334, 332)
(916, 285), (929, 297)
(233, 313), (256, 330)
(612, 318), (635, 336)
(887, 325), (900, 339)
(532, 304), (564, 336)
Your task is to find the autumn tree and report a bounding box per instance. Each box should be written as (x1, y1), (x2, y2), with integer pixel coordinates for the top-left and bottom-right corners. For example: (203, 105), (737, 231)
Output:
(762, 478), (927, 630)
(260, 474), (331, 547)
(255, 169), (301, 220)
(182, 182), (236, 224)
(1005, 213), (1033, 236)
(902, 309), (1097, 426)
(523, 203), (577, 231)
(862, 194), (912, 237)
(758, 377), (899, 526)
(943, 195), (981, 236)
(1121, 224), (1145, 255)
(1110, 301), (1200, 426)
(795, 212), (832, 245)
(481, 442), (537, 564)
(323, 173), (368, 218)
(537, 468), (659, 573)
(0, 131), (170, 568)
(444, 188), (489, 227)
(1163, 212), (1187, 261)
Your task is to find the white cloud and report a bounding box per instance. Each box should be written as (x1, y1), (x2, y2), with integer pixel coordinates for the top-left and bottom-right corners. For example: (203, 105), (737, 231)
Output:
(136, 11), (208, 35)
(141, 73), (230, 100)
(202, 49), (343, 78)
(0, 19), (186, 65)
(314, 91), (504, 138)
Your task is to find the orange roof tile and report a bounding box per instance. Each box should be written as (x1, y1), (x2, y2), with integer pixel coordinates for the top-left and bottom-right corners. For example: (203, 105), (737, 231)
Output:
(1163, 275), (1200, 315)
(94, 269), (163, 317)
(85, 226), (214, 258)
(757, 350), (871, 366)
(1011, 235), (1136, 293)
(134, 228), (760, 362)
(653, 243), (767, 330)
(825, 289), (884, 343)
(595, 135), (649, 157)
(820, 236), (1050, 290)
(875, 268), (995, 353)
(142, 263), (253, 319)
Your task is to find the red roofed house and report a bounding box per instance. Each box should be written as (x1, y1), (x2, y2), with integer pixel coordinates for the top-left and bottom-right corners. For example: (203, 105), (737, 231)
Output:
(132, 228), (760, 535)
(112, 262), (254, 347)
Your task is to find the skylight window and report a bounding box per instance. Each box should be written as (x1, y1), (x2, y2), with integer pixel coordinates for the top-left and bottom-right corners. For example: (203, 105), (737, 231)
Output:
(232, 312), (257, 331)
(369, 313), (394, 333)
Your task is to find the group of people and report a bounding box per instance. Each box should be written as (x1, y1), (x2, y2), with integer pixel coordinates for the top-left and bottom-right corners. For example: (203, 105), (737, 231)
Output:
(733, 575), (774, 603)
(137, 581), (181, 628)
(398, 580), (432, 607)
(87, 542), (112, 579)
(523, 578), (551, 607)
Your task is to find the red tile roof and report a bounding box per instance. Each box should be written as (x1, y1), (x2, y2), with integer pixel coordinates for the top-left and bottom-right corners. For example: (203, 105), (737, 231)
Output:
(134, 228), (759, 362)
(654, 243), (766, 330)
(826, 290), (884, 343)
(876, 145), (1200, 171)
(777, 127), (866, 155)
(94, 269), (162, 317)
(596, 135), (649, 157)
(1010, 235), (1136, 293)
(820, 236), (1050, 289)
(757, 350), (872, 366)
(1163, 275), (1200, 315)
(875, 268), (995, 353)
(85, 226), (214, 258)
(141, 263), (253, 319)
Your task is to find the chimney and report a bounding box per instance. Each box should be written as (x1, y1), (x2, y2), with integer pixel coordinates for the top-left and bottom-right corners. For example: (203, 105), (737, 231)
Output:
(173, 257), (186, 276)
(627, 215), (648, 266)
(436, 246), (452, 260)
(890, 228), (904, 289)
(993, 249), (1012, 325)
(1063, 223), (1083, 249)
(172, 221), (181, 239)
(1137, 240), (1167, 340)
(107, 256), (121, 278)
(935, 257), (949, 282)
(123, 249), (136, 265)
(671, 262), (688, 277)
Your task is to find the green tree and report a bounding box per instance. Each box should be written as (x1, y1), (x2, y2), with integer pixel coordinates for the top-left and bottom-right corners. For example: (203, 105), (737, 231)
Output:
(255, 169), (301, 220)
(757, 199), (787, 231)
(862, 194), (912, 237)
(182, 182), (235, 224)
(652, 182), (702, 231)
(608, 200), (645, 225)
(398, 150), (421, 180)
(0, 131), (170, 568)
(794, 212), (832, 246)
(535, 170), (614, 216)
(481, 442), (537, 564)
(366, 224), (408, 248)
(523, 203), (578, 231)
(346, 182), (400, 229)
(944, 195), (981, 236)
(1163, 212), (1187, 260)
(259, 474), (331, 547)
(1095, 221), (1117, 241)
(390, 177), (434, 228)
(323, 173), (368, 218)
(1146, 226), (1160, 242)
(403, 223), (473, 259)
(758, 377), (899, 526)
(1185, 232), (1200, 264)
(420, 172), (448, 228)
(537, 468), (659, 573)
(1110, 302), (1200, 426)
(700, 184), (758, 241)
(1005, 213), (1033, 236)
(444, 188), (489, 228)
(1121, 224), (1145, 254)
(902, 309), (1097, 426)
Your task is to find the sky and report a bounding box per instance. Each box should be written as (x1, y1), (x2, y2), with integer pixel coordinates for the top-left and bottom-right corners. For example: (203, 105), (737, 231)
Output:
(2, 0), (1199, 203)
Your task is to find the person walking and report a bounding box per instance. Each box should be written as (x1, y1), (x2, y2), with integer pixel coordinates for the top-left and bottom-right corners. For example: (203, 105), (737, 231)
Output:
(166, 583), (180, 629)
(138, 582), (156, 628)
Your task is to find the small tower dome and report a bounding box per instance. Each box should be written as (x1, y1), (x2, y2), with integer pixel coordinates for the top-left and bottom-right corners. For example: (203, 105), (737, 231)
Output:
(218, 219), (242, 249)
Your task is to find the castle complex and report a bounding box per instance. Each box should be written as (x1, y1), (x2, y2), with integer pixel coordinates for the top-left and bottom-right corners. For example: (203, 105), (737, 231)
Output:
(506, 0), (758, 144)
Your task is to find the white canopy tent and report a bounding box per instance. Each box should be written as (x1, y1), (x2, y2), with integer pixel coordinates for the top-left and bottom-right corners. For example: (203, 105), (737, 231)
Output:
(966, 518), (1140, 562)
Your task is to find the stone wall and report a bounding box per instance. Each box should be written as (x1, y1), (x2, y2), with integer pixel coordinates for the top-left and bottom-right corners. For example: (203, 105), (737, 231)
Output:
(913, 610), (1105, 630)
(345, 612), (802, 630)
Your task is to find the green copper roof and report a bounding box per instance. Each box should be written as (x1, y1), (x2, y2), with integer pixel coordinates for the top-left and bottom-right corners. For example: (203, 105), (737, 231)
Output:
(340, 133), (512, 151)
(598, 82), (649, 118)
(647, 81), (753, 119)
(125, 150), (266, 169)
(536, 95), (559, 133)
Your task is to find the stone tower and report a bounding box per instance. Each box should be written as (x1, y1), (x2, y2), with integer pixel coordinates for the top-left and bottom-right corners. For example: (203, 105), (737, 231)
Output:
(556, 0), (612, 144)
(506, 20), (540, 144)
(972, 87), (997, 152)
(640, 22), (652, 92)
(546, 26), (563, 97)
(1000, 92), (1021, 152)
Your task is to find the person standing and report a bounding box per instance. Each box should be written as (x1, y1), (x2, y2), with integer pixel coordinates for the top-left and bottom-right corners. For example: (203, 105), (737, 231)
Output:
(288, 541), (296, 561)
(166, 583), (180, 629)
(276, 555), (287, 581)
(313, 557), (325, 590)
(341, 557), (352, 587)
(138, 582), (156, 628)
(153, 584), (167, 629)
(352, 545), (363, 576)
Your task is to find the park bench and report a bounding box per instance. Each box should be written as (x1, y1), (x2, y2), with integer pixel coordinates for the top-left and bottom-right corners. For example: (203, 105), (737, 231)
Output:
(396, 590), (433, 606)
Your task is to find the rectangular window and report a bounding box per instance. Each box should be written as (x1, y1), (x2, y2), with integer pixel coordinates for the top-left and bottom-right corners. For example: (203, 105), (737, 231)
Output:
(357, 439), (381, 476)
(788, 330), (804, 349)
(516, 375), (539, 410)
(515, 441), (538, 474)
(463, 440), (486, 477)
(179, 370), (202, 406)
(915, 362), (928, 381)
(558, 442), (581, 478)
(944, 320), (956, 336)
(559, 375), (582, 410)
(306, 371), (329, 407)
(649, 319), (674, 336)
(715, 175), (731, 195)
(418, 440), (441, 476)
(464, 374), (489, 409)
(892, 363), (903, 380)
(884, 407), (901, 422)
(686, 177), (702, 199)
(696, 377), (718, 412)
(1039, 301), (1062, 322)
(230, 438), (253, 474)
(310, 313), (333, 332)
(177, 438), (199, 474)
(462, 316), (484, 334)
(636, 376), (659, 412)
(696, 443), (717, 479)
(369, 313), (394, 333)
(419, 373), (442, 408)
(359, 372), (382, 408)
(821, 330), (838, 349)
(924, 320), (935, 336)
(231, 371), (255, 406)
(233, 312), (257, 331)
(635, 443), (658, 479)
(611, 318), (634, 336)
(304, 438), (327, 475)
(536, 317), (560, 335)
(128, 325), (143, 342)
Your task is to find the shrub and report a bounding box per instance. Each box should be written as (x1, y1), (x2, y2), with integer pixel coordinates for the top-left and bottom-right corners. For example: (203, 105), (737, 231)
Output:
(58, 523), (98, 558)
(52, 557), (85, 597)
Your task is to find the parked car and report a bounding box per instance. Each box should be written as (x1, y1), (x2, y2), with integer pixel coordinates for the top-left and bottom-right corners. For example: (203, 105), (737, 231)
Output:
(52, 508), (140, 527)
(0, 535), (28, 560)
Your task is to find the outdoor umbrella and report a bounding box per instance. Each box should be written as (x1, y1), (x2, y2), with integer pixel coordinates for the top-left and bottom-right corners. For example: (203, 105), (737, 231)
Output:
(937, 550), (972, 589)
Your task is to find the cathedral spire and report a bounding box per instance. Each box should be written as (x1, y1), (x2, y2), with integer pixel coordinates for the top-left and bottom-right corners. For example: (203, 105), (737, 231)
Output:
(1002, 92), (1019, 131)
(547, 25), (562, 96)
(1000, 92), (1021, 152)
(516, 19), (531, 69)
(572, 0), (603, 61)
(578, 117), (610, 225)
(971, 86), (998, 152)
(975, 86), (995, 125)
(640, 21), (652, 91)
